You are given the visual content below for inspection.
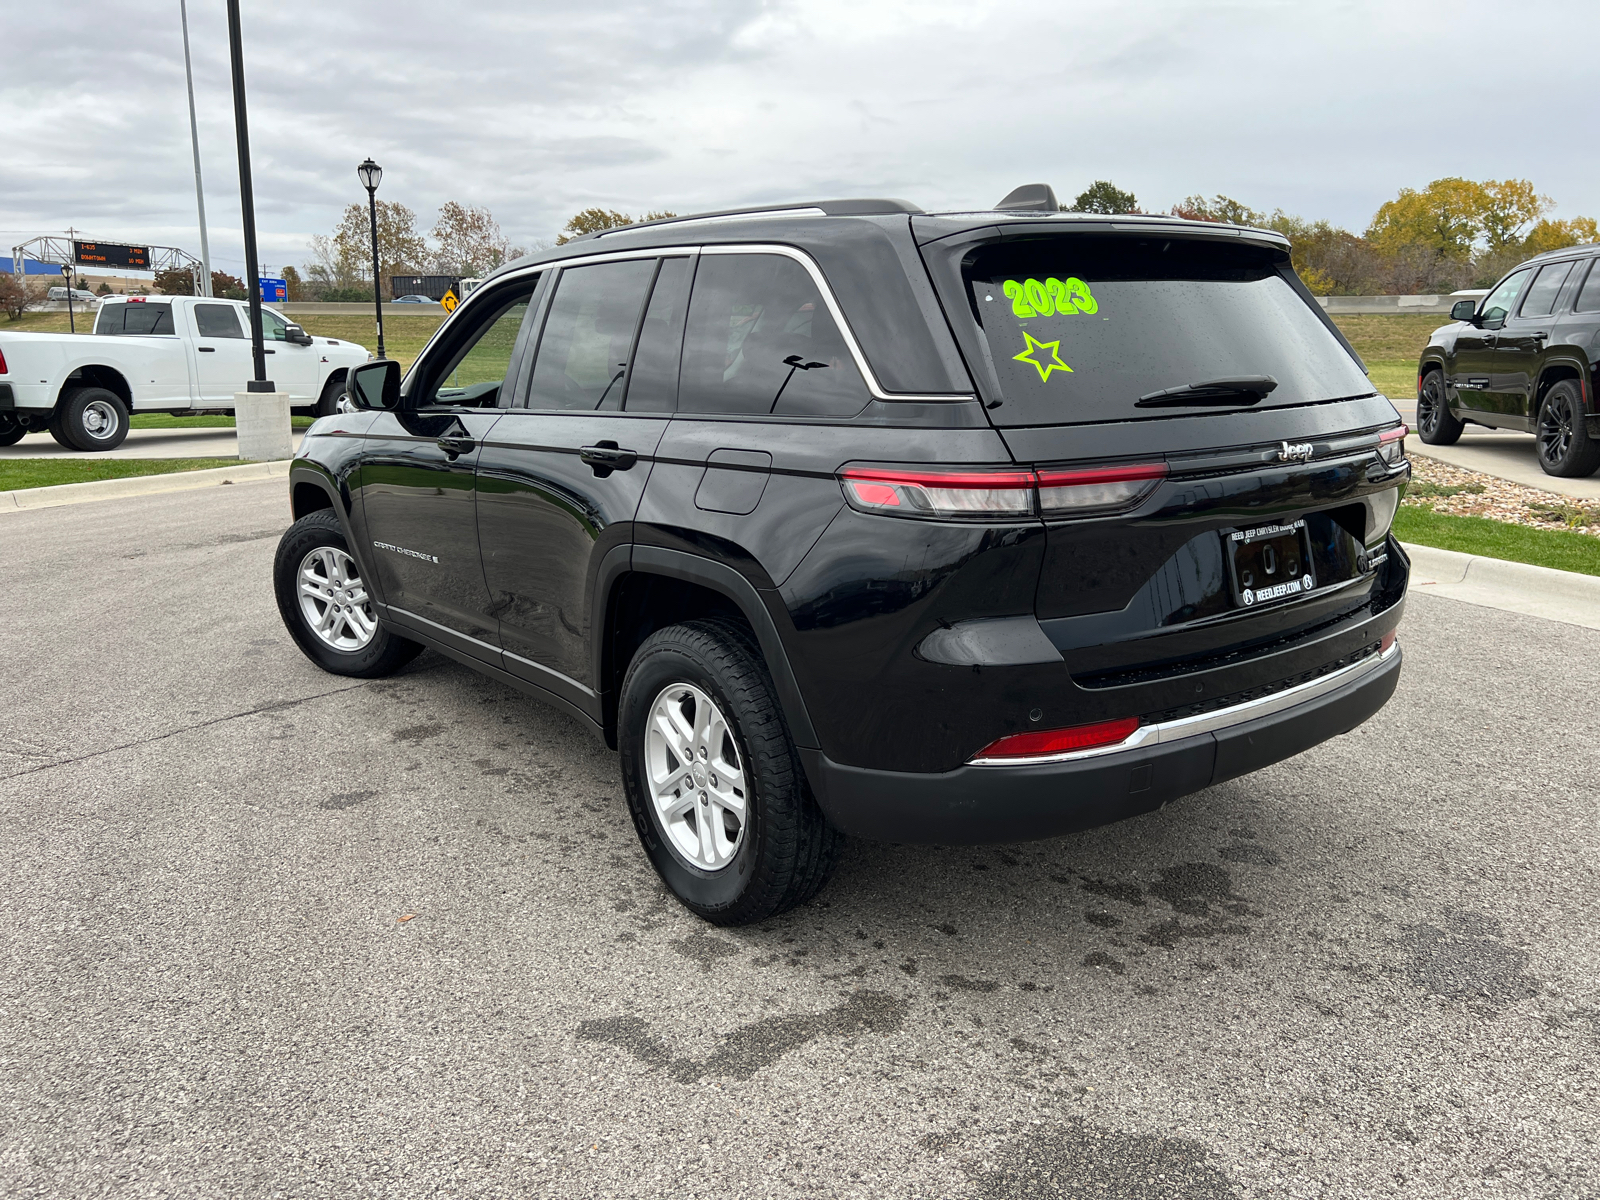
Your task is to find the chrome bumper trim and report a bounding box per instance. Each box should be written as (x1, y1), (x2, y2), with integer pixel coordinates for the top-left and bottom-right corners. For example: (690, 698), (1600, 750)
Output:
(968, 640), (1399, 767)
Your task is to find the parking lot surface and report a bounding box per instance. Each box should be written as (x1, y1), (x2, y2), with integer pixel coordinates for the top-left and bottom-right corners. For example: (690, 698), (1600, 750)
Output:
(1, 482), (1596, 1199)
(0, 427), (304, 461)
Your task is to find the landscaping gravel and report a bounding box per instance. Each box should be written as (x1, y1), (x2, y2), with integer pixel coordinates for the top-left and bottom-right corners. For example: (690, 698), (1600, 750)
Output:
(1404, 453), (1600, 536)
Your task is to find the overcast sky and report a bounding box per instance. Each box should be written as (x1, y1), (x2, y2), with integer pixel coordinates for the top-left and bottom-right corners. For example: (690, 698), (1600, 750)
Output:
(5, 0), (1596, 278)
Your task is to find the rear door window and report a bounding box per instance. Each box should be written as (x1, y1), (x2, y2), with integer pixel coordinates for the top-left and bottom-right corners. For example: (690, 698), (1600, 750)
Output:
(962, 236), (1373, 426)
(1573, 261), (1600, 313)
(678, 253), (868, 419)
(194, 303), (246, 338)
(1517, 262), (1574, 318)
(526, 260), (655, 411)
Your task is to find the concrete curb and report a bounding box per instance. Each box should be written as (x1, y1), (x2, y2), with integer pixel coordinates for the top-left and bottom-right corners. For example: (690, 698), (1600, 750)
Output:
(0, 460), (292, 513)
(1403, 541), (1600, 631)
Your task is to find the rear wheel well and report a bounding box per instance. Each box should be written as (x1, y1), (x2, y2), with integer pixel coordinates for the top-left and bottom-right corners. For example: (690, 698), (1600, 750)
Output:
(602, 572), (751, 746)
(292, 481), (335, 518)
(1535, 364), (1582, 415)
(59, 365), (131, 407)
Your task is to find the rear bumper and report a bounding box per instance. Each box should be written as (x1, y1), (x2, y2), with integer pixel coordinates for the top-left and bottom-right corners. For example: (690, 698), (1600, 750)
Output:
(801, 640), (1402, 844)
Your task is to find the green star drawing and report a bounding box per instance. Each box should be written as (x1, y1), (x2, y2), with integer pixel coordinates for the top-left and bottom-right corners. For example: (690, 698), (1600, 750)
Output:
(1012, 331), (1072, 382)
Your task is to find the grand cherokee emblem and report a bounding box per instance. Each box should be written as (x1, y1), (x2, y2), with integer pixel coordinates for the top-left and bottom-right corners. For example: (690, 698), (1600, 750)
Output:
(1277, 441), (1314, 462)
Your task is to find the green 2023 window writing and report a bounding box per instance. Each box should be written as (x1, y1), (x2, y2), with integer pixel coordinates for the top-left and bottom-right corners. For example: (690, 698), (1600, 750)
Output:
(1001, 277), (1099, 319)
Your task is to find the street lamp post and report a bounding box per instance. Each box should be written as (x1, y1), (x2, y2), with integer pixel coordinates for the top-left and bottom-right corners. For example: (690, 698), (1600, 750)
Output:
(358, 158), (386, 360)
(60, 265), (74, 334)
(180, 0), (212, 297)
(225, 0), (271, 392)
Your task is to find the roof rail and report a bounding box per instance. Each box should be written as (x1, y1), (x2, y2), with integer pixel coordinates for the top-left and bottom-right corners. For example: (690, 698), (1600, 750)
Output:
(587, 198), (923, 240)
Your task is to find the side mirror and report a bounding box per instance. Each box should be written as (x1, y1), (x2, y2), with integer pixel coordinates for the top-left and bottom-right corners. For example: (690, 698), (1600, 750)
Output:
(1450, 300), (1479, 322)
(347, 359), (401, 411)
(285, 323), (313, 346)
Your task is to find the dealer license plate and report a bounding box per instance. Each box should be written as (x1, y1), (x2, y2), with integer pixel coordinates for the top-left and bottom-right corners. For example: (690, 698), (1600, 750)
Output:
(1226, 519), (1317, 608)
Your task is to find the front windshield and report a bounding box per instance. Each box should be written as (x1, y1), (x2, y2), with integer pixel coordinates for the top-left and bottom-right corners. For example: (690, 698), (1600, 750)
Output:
(964, 235), (1372, 426)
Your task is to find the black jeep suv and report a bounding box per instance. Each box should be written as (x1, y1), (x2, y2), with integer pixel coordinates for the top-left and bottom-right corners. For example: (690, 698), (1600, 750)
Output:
(1417, 244), (1600, 477)
(274, 185), (1410, 924)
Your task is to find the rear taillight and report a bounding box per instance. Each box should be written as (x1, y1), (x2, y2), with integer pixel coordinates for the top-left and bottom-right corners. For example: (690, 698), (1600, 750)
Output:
(1037, 463), (1168, 514)
(1377, 424), (1408, 465)
(840, 462), (1167, 520)
(973, 716), (1143, 761)
(0, 347), (7, 375)
(841, 467), (1036, 518)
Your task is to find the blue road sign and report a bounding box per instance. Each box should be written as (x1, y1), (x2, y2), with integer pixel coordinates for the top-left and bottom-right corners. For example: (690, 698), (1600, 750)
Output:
(259, 277), (287, 303)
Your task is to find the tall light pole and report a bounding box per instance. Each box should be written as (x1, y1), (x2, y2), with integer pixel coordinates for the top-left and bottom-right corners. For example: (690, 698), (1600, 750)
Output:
(180, 0), (212, 297)
(60, 265), (75, 334)
(358, 158), (386, 359)
(225, 0), (270, 391)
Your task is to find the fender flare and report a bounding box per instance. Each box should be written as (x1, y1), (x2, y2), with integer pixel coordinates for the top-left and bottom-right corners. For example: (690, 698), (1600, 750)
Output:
(603, 545), (820, 750)
(287, 461), (376, 590)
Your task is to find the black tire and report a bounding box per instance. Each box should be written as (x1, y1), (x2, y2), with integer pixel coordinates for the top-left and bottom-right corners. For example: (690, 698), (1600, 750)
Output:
(0, 415), (25, 446)
(618, 618), (840, 925)
(314, 372), (347, 418)
(53, 386), (130, 451)
(1416, 369), (1463, 445)
(1535, 380), (1600, 478)
(273, 510), (424, 678)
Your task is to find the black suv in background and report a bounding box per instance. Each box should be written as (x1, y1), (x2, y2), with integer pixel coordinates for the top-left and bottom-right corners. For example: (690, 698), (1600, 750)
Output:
(1418, 244), (1600, 477)
(274, 185), (1410, 924)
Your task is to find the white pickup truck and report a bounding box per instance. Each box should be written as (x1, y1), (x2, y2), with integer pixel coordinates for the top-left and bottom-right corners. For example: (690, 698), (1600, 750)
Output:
(0, 295), (371, 451)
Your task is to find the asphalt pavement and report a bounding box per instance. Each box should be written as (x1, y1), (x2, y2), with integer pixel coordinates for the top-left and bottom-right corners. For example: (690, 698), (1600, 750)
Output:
(1, 482), (1596, 1199)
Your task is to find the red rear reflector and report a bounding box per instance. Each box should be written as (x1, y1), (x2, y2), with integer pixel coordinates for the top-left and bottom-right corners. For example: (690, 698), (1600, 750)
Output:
(974, 716), (1142, 760)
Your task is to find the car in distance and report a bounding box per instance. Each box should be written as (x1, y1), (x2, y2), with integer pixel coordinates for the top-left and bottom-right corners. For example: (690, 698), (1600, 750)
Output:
(392, 294), (442, 305)
(274, 185), (1411, 924)
(47, 286), (101, 304)
(1417, 244), (1600, 477)
(0, 295), (370, 449)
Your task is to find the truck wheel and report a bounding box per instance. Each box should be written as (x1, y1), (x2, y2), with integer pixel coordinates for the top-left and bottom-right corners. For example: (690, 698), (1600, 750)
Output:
(273, 510), (424, 678)
(0, 416), (25, 446)
(1535, 381), (1600, 477)
(1416, 370), (1463, 445)
(314, 373), (346, 418)
(618, 618), (840, 925)
(52, 387), (129, 452)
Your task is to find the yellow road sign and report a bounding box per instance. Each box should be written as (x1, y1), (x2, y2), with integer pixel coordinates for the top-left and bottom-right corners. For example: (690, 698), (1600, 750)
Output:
(440, 288), (458, 313)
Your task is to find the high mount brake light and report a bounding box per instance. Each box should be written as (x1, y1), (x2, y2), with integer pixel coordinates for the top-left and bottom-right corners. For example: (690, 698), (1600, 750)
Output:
(839, 462), (1168, 519)
(1036, 463), (1169, 513)
(973, 716), (1143, 761)
(841, 467), (1035, 517)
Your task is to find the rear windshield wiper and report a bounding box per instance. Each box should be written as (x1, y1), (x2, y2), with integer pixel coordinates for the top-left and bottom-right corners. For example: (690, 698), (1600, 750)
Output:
(1136, 376), (1279, 408)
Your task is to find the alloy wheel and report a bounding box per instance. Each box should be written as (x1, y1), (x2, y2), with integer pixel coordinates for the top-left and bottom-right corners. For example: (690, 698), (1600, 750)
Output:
(1418, 375), (1443, 435)
(645, 682), (748, 871)
(296, 545), (377, 651)
(81, 399), (122, 442)
(1538, 395), (1574, 466)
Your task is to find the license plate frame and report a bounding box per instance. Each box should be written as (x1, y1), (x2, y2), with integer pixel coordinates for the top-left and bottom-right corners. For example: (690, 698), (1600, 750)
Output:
(1224, 518), (1317, 609)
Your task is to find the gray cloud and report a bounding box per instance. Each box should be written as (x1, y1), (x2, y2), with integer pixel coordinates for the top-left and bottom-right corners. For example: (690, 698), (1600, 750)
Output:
(4, 0), (1596, 278)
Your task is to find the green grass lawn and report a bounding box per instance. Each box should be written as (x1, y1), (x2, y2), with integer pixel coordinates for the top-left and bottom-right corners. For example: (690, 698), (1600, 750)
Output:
(129, 413), (315, 430)
(0, 458), (239, 492)
(1329, 314), (1447, 401)
(1394, 506), (1600, 577)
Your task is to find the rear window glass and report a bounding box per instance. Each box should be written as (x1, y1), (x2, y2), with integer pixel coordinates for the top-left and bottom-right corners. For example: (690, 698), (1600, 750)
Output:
(95, 302), (174, 335)
(963, 237), (1372, 426)
(1576, 261), (1600, 314)
(194, 303), (245, 338)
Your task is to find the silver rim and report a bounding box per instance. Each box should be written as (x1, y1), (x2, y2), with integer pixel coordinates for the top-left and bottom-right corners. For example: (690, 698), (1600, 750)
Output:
(645, 682), (748, 871)
(296, 545), (377, 652)
(81, 399), (121, 441)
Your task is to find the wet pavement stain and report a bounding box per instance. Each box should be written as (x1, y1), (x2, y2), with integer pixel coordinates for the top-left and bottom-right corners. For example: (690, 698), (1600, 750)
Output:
(1138, 864), (1253, 949)
(1404, 909), (1538, 1013)
(937, 974), (1000, 993)
(968, 1118), (1239, 1199)
(319, 790), (375, 811)
(577, 989), (908, 1083)
(392, 722), (447, 744)
(1082, 952), (1126, 977)
(669, 930), (741, 974)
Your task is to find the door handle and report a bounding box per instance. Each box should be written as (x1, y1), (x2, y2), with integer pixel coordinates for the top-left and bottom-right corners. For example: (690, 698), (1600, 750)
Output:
(198, 346), (215, 352)
(1530, 330), (1549, 341)
(579, 441), (638, 473)
(437, 435), (477, 459)
(264, 348), (275, 354)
